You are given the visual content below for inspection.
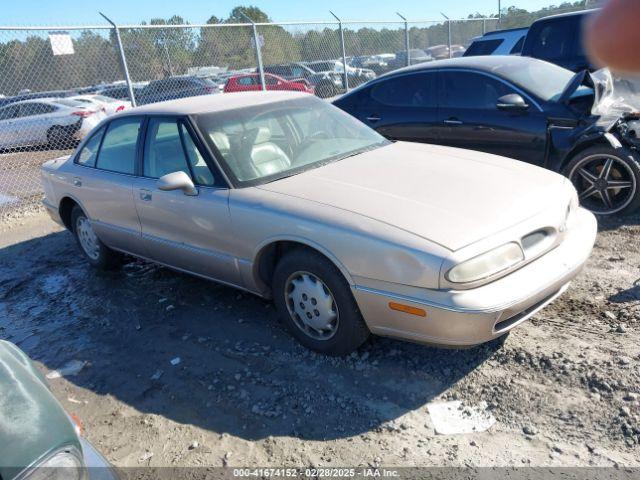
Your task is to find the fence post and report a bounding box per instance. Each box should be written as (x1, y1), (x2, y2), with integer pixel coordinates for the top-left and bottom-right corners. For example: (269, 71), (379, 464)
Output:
(441, 13), (452, 59)
(330, 11), (349, 93)
(240, 12), (266, 91)
(100, 12), (137, 107)
(482, 18), (486, 35)
(396, 12), (410, 67)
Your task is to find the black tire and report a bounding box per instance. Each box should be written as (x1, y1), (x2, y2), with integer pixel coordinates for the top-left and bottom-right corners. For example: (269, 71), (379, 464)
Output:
(315, 82), (337, 99)
(47, 126), (71, 149)
(562, 145), (640, 216)
(71, 205), (122, 270)
(272, 249), (369, 356)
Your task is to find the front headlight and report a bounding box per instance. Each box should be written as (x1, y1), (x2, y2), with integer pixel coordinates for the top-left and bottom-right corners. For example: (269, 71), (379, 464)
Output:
(21, 447), (85, 480)
(446, 242), (524, 284)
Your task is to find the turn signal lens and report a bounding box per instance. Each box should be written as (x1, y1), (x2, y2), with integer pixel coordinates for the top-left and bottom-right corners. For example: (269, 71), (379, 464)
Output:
(388, 302), (427, 317)
(446, 242), (524, 284)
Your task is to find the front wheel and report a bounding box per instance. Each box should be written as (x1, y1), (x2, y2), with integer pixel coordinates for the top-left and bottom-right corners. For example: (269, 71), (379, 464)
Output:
(71, 206), (122, 270)
(563, 145), (640, 216)
(272, 249), (369, 356)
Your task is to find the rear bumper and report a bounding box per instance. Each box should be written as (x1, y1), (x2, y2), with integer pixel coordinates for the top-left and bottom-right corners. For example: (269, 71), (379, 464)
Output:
(43, 199), (64, 226)
(352, 207), (597, 346)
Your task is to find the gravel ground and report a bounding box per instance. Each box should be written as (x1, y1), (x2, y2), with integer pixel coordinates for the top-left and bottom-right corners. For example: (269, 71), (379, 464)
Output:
(0, 212), (638, 470)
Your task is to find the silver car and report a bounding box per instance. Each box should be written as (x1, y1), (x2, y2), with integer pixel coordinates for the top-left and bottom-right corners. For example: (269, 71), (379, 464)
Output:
(0, 98), (105, 150)
(41, 92), (597, 355)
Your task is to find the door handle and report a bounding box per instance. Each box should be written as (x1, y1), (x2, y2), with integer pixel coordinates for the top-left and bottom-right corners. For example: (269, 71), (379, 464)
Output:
(139, 189), (152, 201)
(72, 176), (82, 187)
(366, 115), (381, 122)
(444, 118), (463, 125)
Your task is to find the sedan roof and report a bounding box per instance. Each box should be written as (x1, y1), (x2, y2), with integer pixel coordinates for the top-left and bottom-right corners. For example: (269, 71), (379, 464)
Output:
(392, 54), (552, 75)
(123, 91), (310, 116)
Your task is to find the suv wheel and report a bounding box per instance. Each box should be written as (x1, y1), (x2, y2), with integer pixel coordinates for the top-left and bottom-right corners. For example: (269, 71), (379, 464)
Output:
(272, 249), (369, 356)
(563, 145), (640, 215)
(71, 206), (122, 269)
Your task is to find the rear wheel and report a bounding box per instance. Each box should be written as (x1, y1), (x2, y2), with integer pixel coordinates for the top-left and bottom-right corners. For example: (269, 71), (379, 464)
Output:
(47, 126), (71, 149)
(563, 145), (640, 215)
(71, 206), (122, 270)
(315, 82), (337, 99)
(272, 249), (369, 356)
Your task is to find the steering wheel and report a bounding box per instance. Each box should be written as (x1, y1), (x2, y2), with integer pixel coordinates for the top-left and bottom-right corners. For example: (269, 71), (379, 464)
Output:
(296, 130), (330, 154)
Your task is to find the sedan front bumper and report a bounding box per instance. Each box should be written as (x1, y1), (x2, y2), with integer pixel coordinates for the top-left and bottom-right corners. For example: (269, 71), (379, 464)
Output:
(352, 207), (597, 347)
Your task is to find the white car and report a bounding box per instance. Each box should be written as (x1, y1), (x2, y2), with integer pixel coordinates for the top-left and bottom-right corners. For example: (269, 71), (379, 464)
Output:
(70, 94), (131, 116)
(0, 98), (106, 150)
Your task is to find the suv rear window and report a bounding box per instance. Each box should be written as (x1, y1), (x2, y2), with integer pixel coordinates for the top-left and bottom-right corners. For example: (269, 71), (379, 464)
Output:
(527, 17), (578, 62)
(464, 39), (503, 56)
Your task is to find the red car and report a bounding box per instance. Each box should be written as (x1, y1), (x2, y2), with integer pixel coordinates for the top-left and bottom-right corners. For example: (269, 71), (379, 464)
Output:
(224, 73), (314, 94)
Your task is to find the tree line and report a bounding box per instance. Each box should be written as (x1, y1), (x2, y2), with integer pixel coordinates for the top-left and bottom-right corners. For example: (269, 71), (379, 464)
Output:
(0, 2), (591, 96)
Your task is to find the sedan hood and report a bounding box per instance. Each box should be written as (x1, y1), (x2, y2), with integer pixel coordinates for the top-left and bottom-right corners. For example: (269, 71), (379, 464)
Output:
(259, 142), (567, 251)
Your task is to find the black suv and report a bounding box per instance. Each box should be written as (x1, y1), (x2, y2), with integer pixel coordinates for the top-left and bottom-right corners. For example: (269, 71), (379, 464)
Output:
(521, 9), (597, 72)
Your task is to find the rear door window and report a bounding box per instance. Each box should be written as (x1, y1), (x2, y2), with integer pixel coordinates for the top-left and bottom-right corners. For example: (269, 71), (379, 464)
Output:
(528, 17), (578, 63)
(95, 117), (142, 174)
(370, 73), (436, 107)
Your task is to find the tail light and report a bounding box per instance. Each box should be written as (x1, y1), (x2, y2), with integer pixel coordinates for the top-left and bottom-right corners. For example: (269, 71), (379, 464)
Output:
(72, 110), (95, 118)
(116, 105), (125, 112)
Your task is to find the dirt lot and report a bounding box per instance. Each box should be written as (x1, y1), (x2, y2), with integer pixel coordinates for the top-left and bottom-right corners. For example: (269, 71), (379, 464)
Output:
(0, 212), (638, 470)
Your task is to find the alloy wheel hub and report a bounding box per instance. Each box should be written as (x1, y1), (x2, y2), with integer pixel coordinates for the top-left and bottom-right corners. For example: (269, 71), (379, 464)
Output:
(570, 154), (636, 215)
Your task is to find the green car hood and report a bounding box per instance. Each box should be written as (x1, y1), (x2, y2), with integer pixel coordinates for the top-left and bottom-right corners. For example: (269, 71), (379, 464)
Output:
(0, 340), (80, 479)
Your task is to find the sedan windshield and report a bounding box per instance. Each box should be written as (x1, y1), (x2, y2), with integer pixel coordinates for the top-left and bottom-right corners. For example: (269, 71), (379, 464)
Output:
(195, 96), (389, 186)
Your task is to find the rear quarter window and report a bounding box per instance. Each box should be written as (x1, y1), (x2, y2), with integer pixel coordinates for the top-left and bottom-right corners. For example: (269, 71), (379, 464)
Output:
(76, 126), (106, 167)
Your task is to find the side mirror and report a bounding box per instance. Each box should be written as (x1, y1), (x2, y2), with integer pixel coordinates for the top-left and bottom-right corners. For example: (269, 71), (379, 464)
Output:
(157, 171), (198, 196)
(496, 93), (529, 111)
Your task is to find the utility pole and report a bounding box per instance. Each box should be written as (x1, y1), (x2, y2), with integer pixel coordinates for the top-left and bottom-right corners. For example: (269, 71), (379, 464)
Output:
(396, 12), (410, 67)
(330, 11), (349, 93)
(441, 13), (451, 59)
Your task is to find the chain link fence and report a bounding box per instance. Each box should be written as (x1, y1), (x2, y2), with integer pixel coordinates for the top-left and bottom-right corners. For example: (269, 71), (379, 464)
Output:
(0, 8), (590, 223)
